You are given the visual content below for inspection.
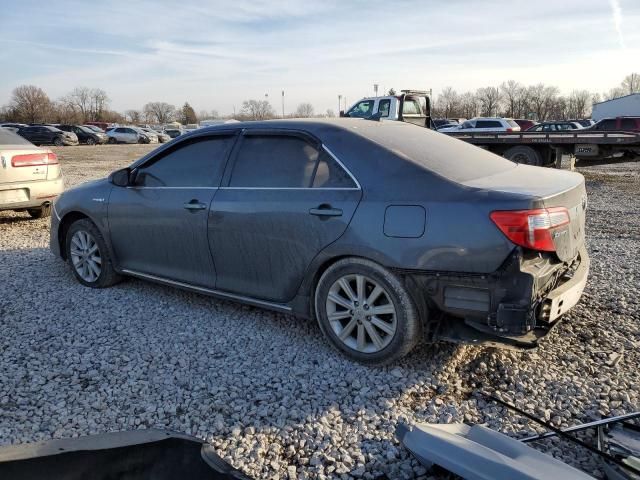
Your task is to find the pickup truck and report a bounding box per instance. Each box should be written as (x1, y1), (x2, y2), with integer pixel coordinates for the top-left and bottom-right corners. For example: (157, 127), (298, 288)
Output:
(342, 91), (640, 167)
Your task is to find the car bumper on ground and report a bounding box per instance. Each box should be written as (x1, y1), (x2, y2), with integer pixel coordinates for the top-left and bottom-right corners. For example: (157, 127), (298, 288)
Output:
(62, 139), (79, 146)
(0, 177), (64, 212)
(410, 246), (590, 349)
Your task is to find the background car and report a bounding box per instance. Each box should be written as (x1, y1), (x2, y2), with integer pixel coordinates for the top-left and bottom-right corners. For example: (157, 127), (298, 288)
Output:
(587, 117), (640, 132)
(138, 127), (159, 143)
(0, 128), (63, 218)
(526, 121), (583, 132)
(51, 119), (588, 364)
(106, 127), (150, 144)
(513, 119), (537, 131)
(83, 124), (106, 133)
(568, 119), (595, 128)
(163, 128), (182, 139)
(57, 124), (108, 145)
(17, 125), (78, 146)
(439, 117), (521, 133)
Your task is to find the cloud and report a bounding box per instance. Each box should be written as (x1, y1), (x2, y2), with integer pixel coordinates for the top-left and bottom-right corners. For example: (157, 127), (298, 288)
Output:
(609, 0), (626, 49)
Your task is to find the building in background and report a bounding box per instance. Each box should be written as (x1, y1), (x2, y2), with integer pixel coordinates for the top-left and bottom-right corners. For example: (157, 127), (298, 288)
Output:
(592, 94), (640, 121)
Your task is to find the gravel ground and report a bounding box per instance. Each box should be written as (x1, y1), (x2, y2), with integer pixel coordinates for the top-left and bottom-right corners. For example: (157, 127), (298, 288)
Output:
(1, 145), (638, 479)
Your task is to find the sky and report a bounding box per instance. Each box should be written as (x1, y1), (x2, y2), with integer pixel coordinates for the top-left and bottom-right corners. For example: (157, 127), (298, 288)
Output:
(1, 0), (639, 116)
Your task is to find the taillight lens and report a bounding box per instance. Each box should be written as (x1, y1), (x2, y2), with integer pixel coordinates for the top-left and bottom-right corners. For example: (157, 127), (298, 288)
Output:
(11, 152), (58, 167)
(505, 128), (513, 132)
(490, 208), (570, 252)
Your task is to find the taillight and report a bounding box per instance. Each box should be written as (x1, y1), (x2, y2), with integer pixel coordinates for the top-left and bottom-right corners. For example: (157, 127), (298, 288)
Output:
(505, 128), (513, 132)
(11, 152), (58, 167)
(490, 207), (570, 252)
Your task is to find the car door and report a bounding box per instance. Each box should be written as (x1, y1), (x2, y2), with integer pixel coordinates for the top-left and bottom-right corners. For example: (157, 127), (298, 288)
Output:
(208, 130), (362, 303)
(107, 133), (237, 287)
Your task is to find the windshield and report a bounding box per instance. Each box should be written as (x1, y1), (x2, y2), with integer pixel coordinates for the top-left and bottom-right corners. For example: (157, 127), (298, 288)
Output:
(0, 127), (33, 146)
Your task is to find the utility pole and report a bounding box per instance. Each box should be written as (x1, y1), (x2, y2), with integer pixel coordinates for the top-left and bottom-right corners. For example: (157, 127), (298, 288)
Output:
(374, 84), (378, 97)
(281, 90), (285, 118)
(338, 94), (342, 114)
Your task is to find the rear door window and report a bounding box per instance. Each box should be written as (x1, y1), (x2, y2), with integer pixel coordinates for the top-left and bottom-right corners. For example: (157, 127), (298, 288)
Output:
(230, 135), (319, 188)
(621, 118), (636, 130)
(475, 120), (502, 128)
(378, 99), (391, 117)
(312, 151), (357, 188)
(135, 136), (235, 188)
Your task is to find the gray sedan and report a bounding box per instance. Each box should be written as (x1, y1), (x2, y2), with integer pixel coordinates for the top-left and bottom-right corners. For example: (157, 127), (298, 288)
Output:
(50, 119), (589, 364)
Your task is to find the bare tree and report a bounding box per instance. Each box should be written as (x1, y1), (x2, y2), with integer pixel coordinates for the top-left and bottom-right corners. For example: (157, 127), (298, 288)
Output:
(198, 109), (219, 121)
(387, 88), (396, 96)
(294, 102), (314, 118)
(459, 92), (479, 119)
(125, 109), (142, 123)
(567, 90), (591, 119)
(526, 84), (559, 120)
(325, 109), (335, 118)
(9, 85), (52, 123)
(61, 86), (91, 122)
(89, 88), (109, 121)
(500, 80), (525, 118)
(603, 87), (626, 101)
(240, 99), (275, 120)
(437, 87), (459, 118)
(621, 73), (640, 95)
(476, 86), (501, 117)
(143, 102), (176, 124)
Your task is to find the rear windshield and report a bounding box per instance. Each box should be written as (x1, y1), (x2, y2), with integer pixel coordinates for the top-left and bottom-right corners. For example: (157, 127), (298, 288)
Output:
(506, 119), (520, 128)
(0, 128), (33, 146)
(347, 121), (516, 182)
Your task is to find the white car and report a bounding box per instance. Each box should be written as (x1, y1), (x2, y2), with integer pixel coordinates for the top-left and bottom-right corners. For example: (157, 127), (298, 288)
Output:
(439, 117), (521, 133)
(106, 127), (149, 144)
(138, 127), (159, 143)
(0, 128), (63, 218)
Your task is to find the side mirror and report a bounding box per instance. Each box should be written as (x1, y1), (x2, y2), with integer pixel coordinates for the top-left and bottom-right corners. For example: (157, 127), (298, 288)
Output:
(109, 168), (131, 187)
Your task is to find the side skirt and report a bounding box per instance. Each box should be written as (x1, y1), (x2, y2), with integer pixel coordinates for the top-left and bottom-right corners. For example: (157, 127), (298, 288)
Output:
(120, 269), (293, 314)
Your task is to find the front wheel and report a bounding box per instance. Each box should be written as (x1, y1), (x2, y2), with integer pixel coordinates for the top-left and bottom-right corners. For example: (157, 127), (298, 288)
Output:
(314, 257), (421, 365)
(108, 137), (117, 144)
(53, 137), (64, 147)
(86, 137), (96, 145)
(65, 219), (121, 288)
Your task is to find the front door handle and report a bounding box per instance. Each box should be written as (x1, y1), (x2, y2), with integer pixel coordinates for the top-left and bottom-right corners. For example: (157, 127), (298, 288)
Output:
(309, 205), (343, 217)
(183, 200), (207, 211)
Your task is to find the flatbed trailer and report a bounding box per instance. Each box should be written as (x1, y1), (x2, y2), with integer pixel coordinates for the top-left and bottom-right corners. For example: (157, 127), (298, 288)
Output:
(444, 130), (640, 167)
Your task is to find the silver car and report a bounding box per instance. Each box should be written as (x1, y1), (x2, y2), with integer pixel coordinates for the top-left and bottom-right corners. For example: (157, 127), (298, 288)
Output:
(0, 128), (63, 218)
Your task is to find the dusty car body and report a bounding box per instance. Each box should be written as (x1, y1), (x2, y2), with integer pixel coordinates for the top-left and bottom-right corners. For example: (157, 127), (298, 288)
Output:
(50, 119), (589, 364)
(0, 128), (63, 218)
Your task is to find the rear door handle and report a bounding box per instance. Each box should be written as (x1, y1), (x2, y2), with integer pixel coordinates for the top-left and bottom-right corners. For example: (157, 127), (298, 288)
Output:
(309, 205), (343, 217)
(183, 200), (207, 211)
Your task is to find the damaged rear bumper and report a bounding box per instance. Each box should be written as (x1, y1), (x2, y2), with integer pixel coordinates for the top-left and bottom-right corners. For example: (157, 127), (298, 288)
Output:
(408, 246), (590, 349)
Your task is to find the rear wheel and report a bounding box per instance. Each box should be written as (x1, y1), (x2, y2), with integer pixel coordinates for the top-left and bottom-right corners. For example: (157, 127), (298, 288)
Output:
(504, 146), (542, 166)
(314, 257), (421, 365)
(27, 205), (51, 219)
(65, 219), (121, 288)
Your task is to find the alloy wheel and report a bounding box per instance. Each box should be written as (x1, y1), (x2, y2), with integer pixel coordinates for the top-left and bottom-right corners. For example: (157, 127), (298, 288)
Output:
(70, 230), (102, 282)
(326, 274), (397, 353)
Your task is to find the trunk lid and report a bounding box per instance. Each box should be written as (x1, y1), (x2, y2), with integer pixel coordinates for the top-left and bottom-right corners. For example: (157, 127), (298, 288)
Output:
(464, 165), (587, 262)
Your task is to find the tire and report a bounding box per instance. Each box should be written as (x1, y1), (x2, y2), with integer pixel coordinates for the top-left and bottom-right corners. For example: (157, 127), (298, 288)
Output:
(504, 146), (542, 166)
(108, 137), (117, 144)
(27, 205), (51, 219)
(53, 137), (64, 147)
(314, 257), (421, 365)
(86, 138), (96, 145)
(65, 219), (121, 288)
